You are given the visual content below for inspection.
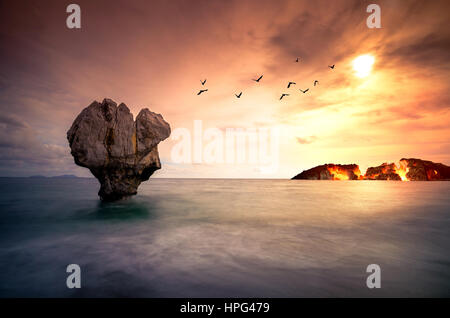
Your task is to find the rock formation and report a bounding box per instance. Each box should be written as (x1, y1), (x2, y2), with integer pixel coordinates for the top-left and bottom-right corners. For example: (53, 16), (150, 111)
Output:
(291, 164), (361, 180)
(396, 158), (450, 181)
(292, 158), (450, 181)
(364, 163), (402, 180)
(67, 98), (171, 201)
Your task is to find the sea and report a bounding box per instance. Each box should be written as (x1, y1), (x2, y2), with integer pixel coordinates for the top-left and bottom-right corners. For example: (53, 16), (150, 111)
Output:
(0, 177), (449, 297)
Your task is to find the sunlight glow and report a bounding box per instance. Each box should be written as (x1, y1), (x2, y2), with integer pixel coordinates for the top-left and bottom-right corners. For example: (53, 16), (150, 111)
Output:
(352, 55), (375, 78)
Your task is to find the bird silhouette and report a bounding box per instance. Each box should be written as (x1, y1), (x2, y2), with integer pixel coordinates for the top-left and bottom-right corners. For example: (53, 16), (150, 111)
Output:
(200, 79), (207, 85)
(314, 80), (319, 86)
(253, 75), (263, 82)
(299, 88), (309, 94)
(287, 82), (296, 88)
(328, 65), (335, 69)
(197, 89), (208, 95)
(280, 93), (289, 100)
(235, 92), (242, 98)
(295, 57), (300, 62)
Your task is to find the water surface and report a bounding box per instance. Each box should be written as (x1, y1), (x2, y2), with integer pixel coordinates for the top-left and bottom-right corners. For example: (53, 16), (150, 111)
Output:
(0, 178), (449, 297)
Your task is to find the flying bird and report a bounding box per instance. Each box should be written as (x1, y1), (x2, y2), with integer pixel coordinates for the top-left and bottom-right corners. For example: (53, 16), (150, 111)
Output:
(287, 82), (296, 88)
(197, 89), (208, 95)
(299, 88), (309, 94)
(295, 57), (300, 62)
(253, 75), (263, 82)
(314, 80), (319, 86)
(200, 79), (207, 85)
(328, 65), (335, 69)
(280, 93), (289, 100)
(235, 92), (242, 98)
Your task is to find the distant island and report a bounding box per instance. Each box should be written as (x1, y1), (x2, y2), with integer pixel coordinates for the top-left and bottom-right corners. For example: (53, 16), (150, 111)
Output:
(292, 158), (450, 181)
(28, 174), (81, 179)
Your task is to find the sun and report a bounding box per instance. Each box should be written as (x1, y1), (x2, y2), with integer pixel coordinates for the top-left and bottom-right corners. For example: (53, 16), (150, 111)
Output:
(352, 54), (375, 78)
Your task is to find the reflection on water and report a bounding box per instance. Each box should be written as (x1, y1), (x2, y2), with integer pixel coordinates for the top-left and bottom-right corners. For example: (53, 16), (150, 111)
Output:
(78, 201), (154, 221)
(0, 178), (449, 297)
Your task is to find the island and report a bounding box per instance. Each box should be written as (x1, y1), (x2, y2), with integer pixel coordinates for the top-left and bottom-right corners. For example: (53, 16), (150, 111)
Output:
(292, 158), (450, 181)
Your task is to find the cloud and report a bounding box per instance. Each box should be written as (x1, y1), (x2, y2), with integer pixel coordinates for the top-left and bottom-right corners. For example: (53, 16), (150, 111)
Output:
(0, 113), (81, 176)
(0, 113), (29, 129)
(383, 32), (450, 70)
(0, 0), (449, 178)
(296, 136), (317, 144)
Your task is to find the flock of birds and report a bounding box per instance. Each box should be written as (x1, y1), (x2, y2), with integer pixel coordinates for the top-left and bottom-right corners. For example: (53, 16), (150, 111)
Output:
(196, 57), (336, 101)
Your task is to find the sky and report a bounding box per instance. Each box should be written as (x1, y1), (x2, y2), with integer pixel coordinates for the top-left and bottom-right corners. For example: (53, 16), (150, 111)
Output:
(0, 0), (449, 178)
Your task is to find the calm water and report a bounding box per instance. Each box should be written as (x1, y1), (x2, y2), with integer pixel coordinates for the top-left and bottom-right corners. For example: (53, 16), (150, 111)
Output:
(0, 178), (449, 297)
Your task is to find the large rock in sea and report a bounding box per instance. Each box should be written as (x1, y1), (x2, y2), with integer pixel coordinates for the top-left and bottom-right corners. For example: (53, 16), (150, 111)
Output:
(67, 98), (171, 201)
(291, 164), (361, 180)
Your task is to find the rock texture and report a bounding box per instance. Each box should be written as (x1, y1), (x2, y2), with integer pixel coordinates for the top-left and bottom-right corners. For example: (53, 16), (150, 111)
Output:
(364, 163), (402, 180)
(292, 158), (450, 181)
(291, 164), (361, 180)
(67, 98), (170, 201)
(399, 158), (450, 181)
